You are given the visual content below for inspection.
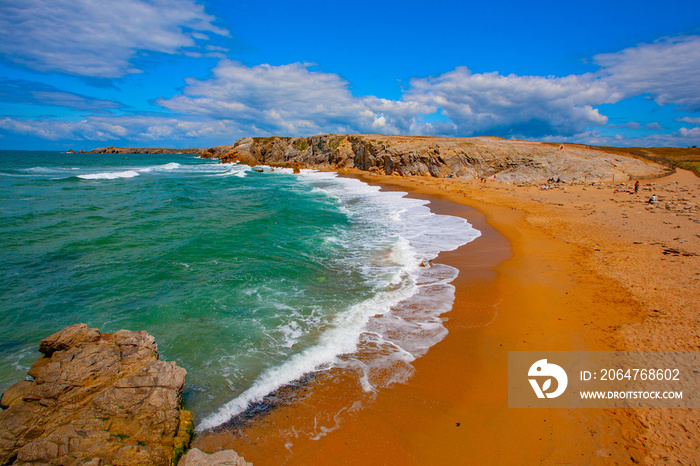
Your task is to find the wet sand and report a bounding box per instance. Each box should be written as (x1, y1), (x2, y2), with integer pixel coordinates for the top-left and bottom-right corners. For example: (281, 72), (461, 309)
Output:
(194, 169), (699, 464)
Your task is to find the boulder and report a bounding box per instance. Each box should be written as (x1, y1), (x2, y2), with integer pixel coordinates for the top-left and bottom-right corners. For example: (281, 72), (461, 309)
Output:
(0, 380), (32, 409)
(0, 324), (193, 466)
(179, 448), (252, 466)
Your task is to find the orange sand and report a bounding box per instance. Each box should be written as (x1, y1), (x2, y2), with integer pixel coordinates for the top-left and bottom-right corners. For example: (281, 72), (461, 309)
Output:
(194, 169), (699, 465)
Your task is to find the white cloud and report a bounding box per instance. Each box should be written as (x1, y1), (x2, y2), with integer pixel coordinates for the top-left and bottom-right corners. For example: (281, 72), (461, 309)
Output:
(678, 127), (700, 139)
(595, 36), (700, 111)
(158, 60), (430, 135)
(678, 116), (700, 126)
(0, 115), (241, 142)
(0, 0), (228, 78)
(544, 128), (700, 148)
(403, 67), (620, 137)
(3, 22), (700, 147)
(157, 61), (623, 139)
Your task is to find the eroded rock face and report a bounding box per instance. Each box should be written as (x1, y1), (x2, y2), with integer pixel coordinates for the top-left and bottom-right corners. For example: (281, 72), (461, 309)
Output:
(199, 134), (667, 182)
(0, 324), (193, 465)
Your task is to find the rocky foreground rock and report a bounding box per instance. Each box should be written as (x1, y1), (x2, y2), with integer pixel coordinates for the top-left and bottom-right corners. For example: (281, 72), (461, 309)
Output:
(0, 324), (194, 465)
(199, 134), (667, 182)
(178, 448), (251, 466)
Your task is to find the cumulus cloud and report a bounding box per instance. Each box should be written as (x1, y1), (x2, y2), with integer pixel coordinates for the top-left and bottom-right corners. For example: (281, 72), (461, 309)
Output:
(595, 36), (700, 111)
(403, 67), (620, 138)
(157, 60), (625, 139)
(152, 34), (696, 142)
(158, 60), (431, 135)
(3, 19), (700, 147)
(543, 128), (700, 148)
(0, 0), (228, 78)
(677, 126), (700, 139)
(0, 78), (122, 111)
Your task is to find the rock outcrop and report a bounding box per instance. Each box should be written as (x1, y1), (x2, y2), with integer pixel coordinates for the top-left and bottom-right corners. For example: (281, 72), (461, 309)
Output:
(87, 147), (201, 155)
(178, 448), (251, 466)
(0, 324), (194, 465)
(199, 134), (667, 182)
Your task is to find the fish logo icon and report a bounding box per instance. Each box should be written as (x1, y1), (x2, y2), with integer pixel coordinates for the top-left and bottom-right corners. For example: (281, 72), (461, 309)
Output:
(528, 359), (568, 399)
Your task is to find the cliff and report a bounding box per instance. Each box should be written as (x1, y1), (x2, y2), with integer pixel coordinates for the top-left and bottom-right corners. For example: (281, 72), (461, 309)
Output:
(199, 134), (668, 182)
(0, 324), (194, 465)
(87, 146), (201, 155)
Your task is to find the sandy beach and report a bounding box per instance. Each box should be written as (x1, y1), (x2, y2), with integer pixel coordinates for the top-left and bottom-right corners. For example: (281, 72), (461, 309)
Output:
(194, 168), (699, 465)
(3, 0), (700, 462)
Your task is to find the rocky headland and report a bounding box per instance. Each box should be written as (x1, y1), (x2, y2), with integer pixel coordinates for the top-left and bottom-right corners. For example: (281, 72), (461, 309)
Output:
(0, 324), (194, 465)
(199, 134), (668, 182)
(87, 147), (201, 155)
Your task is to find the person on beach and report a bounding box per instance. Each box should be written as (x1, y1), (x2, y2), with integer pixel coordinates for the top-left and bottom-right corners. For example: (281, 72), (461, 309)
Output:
(634, 180), (640, 194)
(648, 194), (658, 203)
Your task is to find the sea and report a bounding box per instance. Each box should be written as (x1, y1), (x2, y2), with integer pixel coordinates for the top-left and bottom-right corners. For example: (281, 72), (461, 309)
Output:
(0, 150), (480, 430)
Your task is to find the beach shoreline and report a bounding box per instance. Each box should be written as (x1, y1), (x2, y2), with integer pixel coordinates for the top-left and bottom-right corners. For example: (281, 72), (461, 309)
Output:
(194, 168), (699, 464)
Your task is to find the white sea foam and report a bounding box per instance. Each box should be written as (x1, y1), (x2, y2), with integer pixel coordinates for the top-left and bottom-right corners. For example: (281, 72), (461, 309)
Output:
(197, 170), (481, 431)
(212, 165), (249, 177)
(77, 170), (140, 180)
(14, 166), (83, 178)
(17, 159), (232, 181)
(198, 263), (420, 431)
(73, 160), (242, 180)
(137, 162), (181, 173)
(29, 160), (231, 181)
(279, 321), (303, 348)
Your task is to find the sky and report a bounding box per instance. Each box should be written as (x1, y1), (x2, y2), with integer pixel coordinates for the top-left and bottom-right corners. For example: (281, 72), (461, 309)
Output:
(0, 0), (699, 150)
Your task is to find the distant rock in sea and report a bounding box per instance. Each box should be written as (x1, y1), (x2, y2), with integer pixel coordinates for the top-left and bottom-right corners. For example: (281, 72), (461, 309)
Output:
(0, 324), (194, 465)
(88, 146), (201, 155)
(199, 134), (668, 182)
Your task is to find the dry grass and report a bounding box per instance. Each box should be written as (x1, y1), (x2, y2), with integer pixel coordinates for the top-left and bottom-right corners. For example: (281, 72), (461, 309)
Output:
(595, 146), (700, 177)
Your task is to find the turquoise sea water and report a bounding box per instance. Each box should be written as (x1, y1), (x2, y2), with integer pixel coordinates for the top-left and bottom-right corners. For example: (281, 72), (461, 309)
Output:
(0, 150), (479, 429)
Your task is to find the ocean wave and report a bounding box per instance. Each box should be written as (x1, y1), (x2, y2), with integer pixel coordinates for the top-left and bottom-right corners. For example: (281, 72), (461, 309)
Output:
(197, 261), (420, 431)
(77, 170), (140, 180)
(13, 160), (234, 181)
(137, 162), (181, 173)
(197, 171), (480, 431)
(74, 161), (217, 180)
(212, 166), (249, 177)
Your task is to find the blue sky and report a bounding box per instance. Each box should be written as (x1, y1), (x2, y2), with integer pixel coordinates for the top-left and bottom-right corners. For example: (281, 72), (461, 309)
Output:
(0, 0), (699, 149)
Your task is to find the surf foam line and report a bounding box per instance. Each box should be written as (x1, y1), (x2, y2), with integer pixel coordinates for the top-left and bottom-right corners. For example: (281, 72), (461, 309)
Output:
(76, 162), (184, 180)
(197, 171), (480, 432)
(19, 161), (237, 181)
(197, 267), (420, 431)
(77, 170), (140, 180)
